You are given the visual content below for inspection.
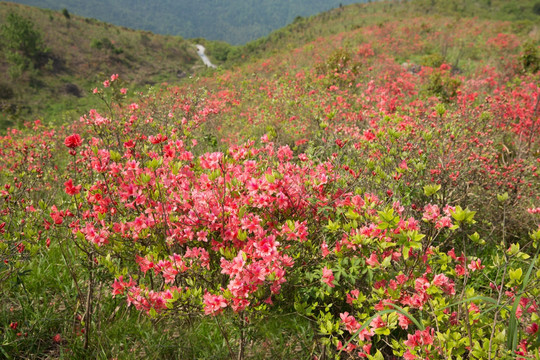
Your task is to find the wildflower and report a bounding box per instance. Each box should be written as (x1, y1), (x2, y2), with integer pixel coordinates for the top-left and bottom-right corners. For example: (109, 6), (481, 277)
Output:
(64, 134), (82, 149)
(322, 266), (335, 287)
(64, 179), (81, 195)
(203, 292), (227, 315)
(526, 323), (538, 335)
(149, 133), (168, 144)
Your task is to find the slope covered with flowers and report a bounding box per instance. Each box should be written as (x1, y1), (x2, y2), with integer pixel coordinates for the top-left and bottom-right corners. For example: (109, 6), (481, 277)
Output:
(1, 4), (539, 360)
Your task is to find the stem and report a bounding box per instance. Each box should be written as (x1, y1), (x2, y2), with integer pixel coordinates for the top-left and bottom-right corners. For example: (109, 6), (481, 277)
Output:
(153, 169), (171, 251)
(237, 315), (245, 360)
(488, 202), (508, 360)
(83, 255), (94, 350)
(428, 301), (448, 360)
(460, 232), (473, 355)
(215, 316), (235, 360)
(59, 234), (84, 304)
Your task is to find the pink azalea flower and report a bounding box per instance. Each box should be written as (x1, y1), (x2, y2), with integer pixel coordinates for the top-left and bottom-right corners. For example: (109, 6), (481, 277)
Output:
(322, 266), (335, 288)
(203, 292), (227, 315)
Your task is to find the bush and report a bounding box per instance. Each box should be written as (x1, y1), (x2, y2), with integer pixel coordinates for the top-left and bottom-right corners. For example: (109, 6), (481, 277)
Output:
(0, 12), (47, 70)
(90, 37), (114, 50)
(424, 70), (461, 103)
(521, 40), (540, 73)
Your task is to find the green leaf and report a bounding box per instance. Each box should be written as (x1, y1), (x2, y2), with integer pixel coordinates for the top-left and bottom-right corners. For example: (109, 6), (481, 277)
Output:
(237, 230), (247, 242)
(209, 169), (220, 181)
(345, 208), (360, 220)
(497, 192), (509, 202)
(265, 172), (276, 184)
(451, 206), (476, 224)
(147, 158), (161, 170)
(423, 184), (441, 197)
(508, 246), (540, 352)
(110, 150), (122, 162)
(326, 219), (340, 232)
(371, 350), (384, 360)
(403, 246), (411, 260)
(507, 243), (520, 256)
(238, 206), (247, 219)
(381, 255), (391, 268)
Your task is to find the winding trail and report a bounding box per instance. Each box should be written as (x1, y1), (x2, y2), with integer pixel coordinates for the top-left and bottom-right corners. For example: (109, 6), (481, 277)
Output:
(195, 44), (217, 68)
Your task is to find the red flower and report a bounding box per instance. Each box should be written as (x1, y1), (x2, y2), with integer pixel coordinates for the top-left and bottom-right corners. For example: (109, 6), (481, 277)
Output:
(526, 323), (538, 335)
(149, 133), (167, 144)
(64, 134), (82, 149)
(64, 178), (82, 195)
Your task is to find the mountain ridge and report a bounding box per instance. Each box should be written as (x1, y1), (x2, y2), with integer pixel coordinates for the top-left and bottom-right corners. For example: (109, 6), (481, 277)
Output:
(6, 0), (366, 45)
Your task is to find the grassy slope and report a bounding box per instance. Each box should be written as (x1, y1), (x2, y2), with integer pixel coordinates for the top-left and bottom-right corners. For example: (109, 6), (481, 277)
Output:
(0, 2), (206, 129)
(226, 0), (540, 64)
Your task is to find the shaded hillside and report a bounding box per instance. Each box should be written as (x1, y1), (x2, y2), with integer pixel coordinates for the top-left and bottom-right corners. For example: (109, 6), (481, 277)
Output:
(0, 2), (204, 129)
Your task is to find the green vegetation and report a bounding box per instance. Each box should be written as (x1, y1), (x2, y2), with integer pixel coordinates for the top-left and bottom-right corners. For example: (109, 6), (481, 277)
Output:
(0, 12), (47, 76)
(0, 2), (205, 131)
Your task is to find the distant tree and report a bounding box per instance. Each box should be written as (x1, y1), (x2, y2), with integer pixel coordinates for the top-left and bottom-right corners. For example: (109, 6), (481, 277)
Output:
(62, 8), (71, 19)
(533, 2), (540, 15)
(0, 12), (47, 74)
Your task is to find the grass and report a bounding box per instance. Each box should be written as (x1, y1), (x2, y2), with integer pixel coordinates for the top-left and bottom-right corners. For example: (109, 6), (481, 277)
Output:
(1, 238), (318, 359)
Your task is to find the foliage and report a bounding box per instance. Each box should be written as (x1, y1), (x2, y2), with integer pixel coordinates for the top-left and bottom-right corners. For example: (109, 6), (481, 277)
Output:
(0, 12), (47, 73)
(521, 41), (540, 74)
(1, 1), (540, 359)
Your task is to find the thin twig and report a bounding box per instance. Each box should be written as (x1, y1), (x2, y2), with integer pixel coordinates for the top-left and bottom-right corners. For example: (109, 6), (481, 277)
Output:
(215, 315), (235, 360)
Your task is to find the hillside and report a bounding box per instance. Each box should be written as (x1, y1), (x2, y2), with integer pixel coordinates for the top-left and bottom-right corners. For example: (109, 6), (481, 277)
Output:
(216, 0), (540, 64)
(0, 0), (539, 359)
(0, 2), (206, 130)
(7, 0), (365, 45)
